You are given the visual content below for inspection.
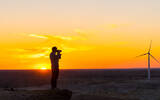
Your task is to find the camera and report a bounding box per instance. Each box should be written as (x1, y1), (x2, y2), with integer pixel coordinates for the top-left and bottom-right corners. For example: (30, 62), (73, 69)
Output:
(57, 50), (62, 53)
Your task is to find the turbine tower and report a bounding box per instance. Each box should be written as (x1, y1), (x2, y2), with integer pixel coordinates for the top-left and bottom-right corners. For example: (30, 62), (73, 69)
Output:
(136, 41), (160, 80)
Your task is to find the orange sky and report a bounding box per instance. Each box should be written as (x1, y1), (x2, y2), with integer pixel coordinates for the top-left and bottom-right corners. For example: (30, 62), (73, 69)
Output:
(1, 0), (160, 69)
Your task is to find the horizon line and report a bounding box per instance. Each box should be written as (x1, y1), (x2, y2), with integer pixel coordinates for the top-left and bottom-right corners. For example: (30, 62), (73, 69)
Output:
(0, 68), (160, 70)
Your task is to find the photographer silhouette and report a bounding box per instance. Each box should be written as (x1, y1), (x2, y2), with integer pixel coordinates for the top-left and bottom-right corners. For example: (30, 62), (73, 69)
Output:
(50, 47), (62, 89)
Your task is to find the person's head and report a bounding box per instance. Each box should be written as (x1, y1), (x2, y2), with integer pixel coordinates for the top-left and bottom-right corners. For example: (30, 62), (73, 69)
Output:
(52, 47), (57, 53)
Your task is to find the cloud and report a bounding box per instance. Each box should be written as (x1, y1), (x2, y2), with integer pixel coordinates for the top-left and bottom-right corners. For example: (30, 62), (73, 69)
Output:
(53, 36), (73, 40)
(7, 48), (28, 52)
(27, 33), (89, 51)
(60, 45), (93, 53)
(28, 33), (86, 41)
(19, 53), (46, 59)
(7, 48), (47, 53)
(29, 34), (48, 39)
(11, 45), (92, 59)
(29, 34), (74, 41)
(7, 47), (50, 59)
(9, 32), (92, 59)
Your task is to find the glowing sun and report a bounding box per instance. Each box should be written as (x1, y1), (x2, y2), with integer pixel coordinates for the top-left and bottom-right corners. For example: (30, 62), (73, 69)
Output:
(40, 67), (47, 70)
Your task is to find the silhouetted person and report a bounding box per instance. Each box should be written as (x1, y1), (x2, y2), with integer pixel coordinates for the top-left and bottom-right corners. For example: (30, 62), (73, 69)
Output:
(50, 47), (62, 89)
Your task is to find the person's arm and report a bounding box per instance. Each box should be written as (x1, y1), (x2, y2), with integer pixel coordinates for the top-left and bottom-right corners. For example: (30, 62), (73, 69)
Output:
(50, 53), (54, 65)
(57, 52), (61, 59)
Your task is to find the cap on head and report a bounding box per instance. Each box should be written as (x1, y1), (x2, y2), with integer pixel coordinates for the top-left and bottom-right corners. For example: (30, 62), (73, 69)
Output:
(52, 46), (57, 52)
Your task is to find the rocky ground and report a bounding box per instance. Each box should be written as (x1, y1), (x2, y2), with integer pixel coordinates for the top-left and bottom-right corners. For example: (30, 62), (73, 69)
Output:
(70, 79), (160, 100)
(1, 70), (160, 100)
(0, 88), (72, 100)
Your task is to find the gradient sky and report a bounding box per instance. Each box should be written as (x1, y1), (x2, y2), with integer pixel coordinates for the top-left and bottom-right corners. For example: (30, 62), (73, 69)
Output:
(1, 0), (160, 69)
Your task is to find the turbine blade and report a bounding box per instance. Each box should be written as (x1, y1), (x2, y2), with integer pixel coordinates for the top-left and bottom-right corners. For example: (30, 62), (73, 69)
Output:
(148, 40), (152, 52)
(136, 53), (148, 58)
(150, 54), (160, 64)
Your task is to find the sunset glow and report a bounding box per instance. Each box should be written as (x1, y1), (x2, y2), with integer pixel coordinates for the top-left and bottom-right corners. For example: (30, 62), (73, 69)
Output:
(1, 0), (160, 69)
(41, 67), (47, 70)
(33, 63), (50, 70)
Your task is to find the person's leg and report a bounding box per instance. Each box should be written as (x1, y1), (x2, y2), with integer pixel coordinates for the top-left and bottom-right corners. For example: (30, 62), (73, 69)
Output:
(52, 69), (59, 89)
(54, 69), (59, 88)
(51, 69), (55, 89)
(51, 64), (59, 89)
(51, 67), (57, 89)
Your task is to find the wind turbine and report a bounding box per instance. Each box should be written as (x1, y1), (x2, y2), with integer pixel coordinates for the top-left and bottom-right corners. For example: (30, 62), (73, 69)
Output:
(136, 41), (160, 80)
